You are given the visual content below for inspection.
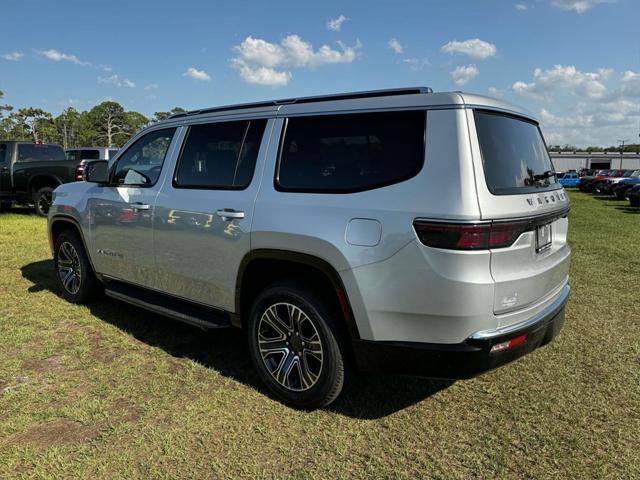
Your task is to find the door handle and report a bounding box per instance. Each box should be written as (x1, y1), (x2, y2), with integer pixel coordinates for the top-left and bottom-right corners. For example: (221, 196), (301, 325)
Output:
(216, 209), (245, 220)
(130, 202), (150, 211)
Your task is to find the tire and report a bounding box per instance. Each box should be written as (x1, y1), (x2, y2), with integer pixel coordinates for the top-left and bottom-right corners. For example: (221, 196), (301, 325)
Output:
(247, 281), (347, 409)
(53, 230), (102, 303)
(34, 186), (54, 217)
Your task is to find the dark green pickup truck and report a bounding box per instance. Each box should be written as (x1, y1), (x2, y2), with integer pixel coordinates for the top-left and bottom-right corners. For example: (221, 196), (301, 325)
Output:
(0, 141), (79, 216)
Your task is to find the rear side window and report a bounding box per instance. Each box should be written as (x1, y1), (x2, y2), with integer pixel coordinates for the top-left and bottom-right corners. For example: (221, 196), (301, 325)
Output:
(475, 110), (559, 195)
(17, 144), (66, 161)
(174, 119), (266, 189)
(277, 111), (426, 193)
(0, 144), (6, 163)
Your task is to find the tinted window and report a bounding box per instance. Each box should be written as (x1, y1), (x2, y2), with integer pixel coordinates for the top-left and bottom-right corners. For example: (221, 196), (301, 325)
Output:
(112, 128), (176, 186)
(17, 144), (66, 161)
(174, 119), (266, 189)
(108, 149), (119, 159)
(0, 144), (6, 163)
(66, 150), (79, 161)
(475, 111), (558, 195)
(277, 111), (425, 193)
(79, 149), (100, 160)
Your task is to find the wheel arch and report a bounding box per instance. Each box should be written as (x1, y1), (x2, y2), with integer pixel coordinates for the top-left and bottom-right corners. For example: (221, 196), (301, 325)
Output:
(236, 249), (360, 341)
(28, 174), (63, 194)
(49, 215), (98, 275)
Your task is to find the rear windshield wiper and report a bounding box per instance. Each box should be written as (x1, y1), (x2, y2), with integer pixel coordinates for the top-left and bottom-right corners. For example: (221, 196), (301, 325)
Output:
(533, 170), (555, 181)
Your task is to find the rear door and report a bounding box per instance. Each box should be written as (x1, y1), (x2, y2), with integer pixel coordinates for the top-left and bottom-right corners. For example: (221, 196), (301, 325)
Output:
(153, 117), (270, 311)
(467, 109), (571, 323)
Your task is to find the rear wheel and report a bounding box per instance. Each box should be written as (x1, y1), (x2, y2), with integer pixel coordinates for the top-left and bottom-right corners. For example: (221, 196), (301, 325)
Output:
(247, 282), (346, 409)
(54, 230), (102, 303)
(34, 186), (54, 217)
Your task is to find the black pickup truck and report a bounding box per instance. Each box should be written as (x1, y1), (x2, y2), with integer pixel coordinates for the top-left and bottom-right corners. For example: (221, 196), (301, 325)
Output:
(0, 141), (79, 216)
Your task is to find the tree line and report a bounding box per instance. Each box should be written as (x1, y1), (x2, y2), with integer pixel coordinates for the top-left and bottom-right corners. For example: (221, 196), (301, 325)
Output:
(0, 91), (184, 149)
(1, 91), (638, 152)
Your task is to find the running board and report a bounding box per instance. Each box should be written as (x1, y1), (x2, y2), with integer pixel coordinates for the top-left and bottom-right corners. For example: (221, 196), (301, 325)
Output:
(104, 280), (231, 330)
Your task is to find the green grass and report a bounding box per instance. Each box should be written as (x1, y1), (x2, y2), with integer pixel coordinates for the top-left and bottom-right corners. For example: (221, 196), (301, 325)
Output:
(0, 192), (639, 479)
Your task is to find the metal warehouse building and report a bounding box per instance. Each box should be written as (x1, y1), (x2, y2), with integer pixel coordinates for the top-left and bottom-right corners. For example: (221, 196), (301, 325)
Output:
(550, 152), (640, 172)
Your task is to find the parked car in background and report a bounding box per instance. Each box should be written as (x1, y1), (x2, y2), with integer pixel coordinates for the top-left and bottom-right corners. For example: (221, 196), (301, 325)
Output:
(579, 169), (624, 193)
(611, 173), (640, 200)
(628, 184), (640, 207)
(48, 88), (571, 408)
(595, 169), (639, 194)
(66, 148), (119, 180)
(0, 141), (79, 216)
(559, 172), (580, 187)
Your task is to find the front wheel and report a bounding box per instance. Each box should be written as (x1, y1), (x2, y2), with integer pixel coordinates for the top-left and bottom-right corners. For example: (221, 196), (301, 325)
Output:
(54, 231), (102, 303)
(248, 282), (347, 409)
(34, 186), (54, 217)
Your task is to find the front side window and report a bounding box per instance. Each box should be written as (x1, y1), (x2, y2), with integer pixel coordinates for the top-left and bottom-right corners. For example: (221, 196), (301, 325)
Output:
(108, 149), (119, 160)
(277, 111), (426, 193)
(174, 119), (266, 189)
(0, 144), (7, 163)
(475, 110), (559, 195)
(112, 128), (176, 186)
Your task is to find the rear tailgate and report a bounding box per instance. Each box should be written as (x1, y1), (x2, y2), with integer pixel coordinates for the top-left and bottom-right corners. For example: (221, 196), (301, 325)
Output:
(467, 109), (571, 325)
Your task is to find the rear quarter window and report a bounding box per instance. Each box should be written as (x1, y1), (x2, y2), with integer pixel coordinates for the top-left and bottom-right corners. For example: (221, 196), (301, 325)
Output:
(475, 110), (559, 195)
(276, 110), (426, 193)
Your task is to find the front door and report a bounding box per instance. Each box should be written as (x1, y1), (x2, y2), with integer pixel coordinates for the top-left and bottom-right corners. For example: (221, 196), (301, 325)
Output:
(88, 127), (179, 288)
(153, 118), (270, 311)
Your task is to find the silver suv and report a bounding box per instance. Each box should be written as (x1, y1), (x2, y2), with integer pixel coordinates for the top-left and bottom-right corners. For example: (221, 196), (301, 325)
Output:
(48, 88), (571, 408)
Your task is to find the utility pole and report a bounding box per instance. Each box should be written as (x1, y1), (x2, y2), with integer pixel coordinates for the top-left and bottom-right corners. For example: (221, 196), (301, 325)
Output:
(617, 139), (628, 169)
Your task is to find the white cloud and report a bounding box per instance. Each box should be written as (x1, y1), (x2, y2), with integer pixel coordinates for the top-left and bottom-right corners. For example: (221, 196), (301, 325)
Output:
(540, 108), (593, 128)
(451, 64), (479, 86)
(183, 67), (211, 82)
(621, 70), (640, 98)
(441, 39), (497, 60)
(98, 74), (136, 88)
(144, 83), (159, 90)
(388, 38), (404, 55)
(327, 15), (348, 32)
(233, 61), (292, 86)
(2, 51), (23, 61)
(232, 35), (360, 86)
(402, 58), (430, 71)
(550, 0), (614, 13)
(515, 3), (528, 10)
(37, 49), (88, 65)
(512, 65), (609, 99)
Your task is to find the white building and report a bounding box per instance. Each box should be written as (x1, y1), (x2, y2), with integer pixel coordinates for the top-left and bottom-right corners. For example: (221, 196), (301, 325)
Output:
(550, 152), (640, 172)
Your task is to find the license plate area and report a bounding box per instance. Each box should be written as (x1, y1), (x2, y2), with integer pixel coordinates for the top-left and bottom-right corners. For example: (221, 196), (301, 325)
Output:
(536, 223), (552, 252)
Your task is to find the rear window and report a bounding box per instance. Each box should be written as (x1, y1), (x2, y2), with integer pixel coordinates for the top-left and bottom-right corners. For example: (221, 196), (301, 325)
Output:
(17, 144), (66, 162)
(277, 111), (425, 193)
(79, 149), (100, 160)
(475, 111), (559, 195)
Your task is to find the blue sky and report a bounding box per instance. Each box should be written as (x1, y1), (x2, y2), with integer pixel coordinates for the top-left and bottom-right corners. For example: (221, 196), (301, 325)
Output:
(1, 0), (639, 146)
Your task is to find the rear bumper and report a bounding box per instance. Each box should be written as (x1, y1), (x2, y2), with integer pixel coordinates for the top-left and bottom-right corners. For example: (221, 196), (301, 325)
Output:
(352, 284), (569, 379)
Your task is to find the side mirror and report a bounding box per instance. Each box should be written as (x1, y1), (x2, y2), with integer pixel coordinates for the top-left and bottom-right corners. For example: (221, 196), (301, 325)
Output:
(83, 160), (110, 184)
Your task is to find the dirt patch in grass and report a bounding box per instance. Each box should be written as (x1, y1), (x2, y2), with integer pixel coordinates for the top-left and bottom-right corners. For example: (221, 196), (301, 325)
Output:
(4, 419), (102, 450)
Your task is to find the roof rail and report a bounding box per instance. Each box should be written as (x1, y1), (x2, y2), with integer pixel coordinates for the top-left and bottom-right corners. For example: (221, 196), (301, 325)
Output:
(169, 87), (433, 119)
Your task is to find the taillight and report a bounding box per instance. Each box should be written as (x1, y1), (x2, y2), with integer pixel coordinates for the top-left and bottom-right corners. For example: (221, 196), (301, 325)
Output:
(414, 220), (529, 250)
(75, 164), (85, 181)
